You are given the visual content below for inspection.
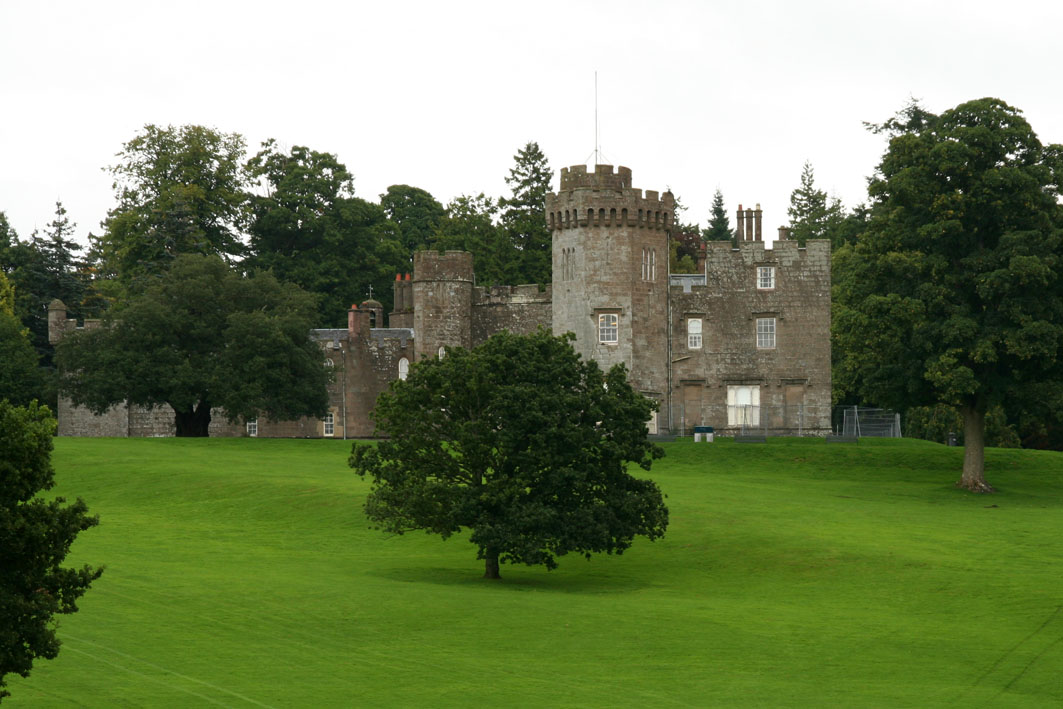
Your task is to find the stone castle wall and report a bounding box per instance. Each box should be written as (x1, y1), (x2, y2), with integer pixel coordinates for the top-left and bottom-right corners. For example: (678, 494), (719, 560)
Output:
(669, 239), (832, 434)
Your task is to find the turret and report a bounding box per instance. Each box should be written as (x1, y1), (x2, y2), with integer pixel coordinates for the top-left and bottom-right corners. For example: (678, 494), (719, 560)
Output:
(547, 164), (671, 412)
(412, 251), (473, 361)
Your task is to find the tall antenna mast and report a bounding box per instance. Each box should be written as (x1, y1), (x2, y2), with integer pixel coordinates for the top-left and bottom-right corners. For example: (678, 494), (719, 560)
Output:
(595, 71), (603, 166)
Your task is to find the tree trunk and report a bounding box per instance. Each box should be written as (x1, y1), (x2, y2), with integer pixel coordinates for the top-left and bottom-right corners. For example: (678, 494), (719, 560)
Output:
(483, 549), (501, 580)
(174, 401), (212, 437)
(957, 404), (994, 493)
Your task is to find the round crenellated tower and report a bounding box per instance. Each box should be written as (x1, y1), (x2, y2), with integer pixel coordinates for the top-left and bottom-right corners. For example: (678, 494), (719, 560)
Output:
(546, 164), (673, 410)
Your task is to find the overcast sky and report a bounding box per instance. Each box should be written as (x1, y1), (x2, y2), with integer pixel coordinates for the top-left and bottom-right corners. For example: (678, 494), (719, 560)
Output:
(3, 0), (1062, 248)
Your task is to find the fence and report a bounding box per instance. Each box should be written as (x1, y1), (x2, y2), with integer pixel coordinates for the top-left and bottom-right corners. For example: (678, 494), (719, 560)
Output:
(835, 406), (902, 438)
(671, 404), (833, 437)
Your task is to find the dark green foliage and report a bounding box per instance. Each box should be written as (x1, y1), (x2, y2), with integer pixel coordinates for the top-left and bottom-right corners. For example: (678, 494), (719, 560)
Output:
(245, 141), (406, 323)
(349, 330), (668, 578)
(834, 98), (1063, 490)
(787, 161), (845, 245)
(500, 142), (553, 286)
(96, 124), (250, 288)
(431, 194), (512, 286)
(379, 185), (446, 255)
(905, 404), (1020, 448)
(0, 401), (101, 701)
(0, 203), (96, 407)
(0, 310), (42, 407)
(703, 188), (733, 242)
(56, 254), (329, 436)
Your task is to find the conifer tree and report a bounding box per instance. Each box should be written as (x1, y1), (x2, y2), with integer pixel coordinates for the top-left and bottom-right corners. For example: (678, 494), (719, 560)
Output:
(500, 142), (553, 286)
(787, 162), (844, 245)
(703, 188), (733, 241)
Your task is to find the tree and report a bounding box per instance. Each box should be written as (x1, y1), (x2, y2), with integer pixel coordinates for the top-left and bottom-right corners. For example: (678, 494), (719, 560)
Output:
(349, 330), (669, 579)
(834, 98), (1063, 492)
(787, 161), (845, 245)
(703, 188), (733, 242)
(431, 194), (512, 286)
(500, 142), (553, 286)
(379, 185), (446, 256)
(0, 400), (101, 700)
(669, 193), (701, 273)
(56, 254), (329, 436)
(0, 308), (41, 407)
(97, 124), (250, 287)
(246, 141), (406, 324)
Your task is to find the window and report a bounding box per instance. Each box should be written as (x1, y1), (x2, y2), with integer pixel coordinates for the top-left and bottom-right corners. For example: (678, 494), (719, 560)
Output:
(651, 248), (657, 281)
(398, 357), (409, 380)
(598, 313), (618, 344)
(687, 318), (702, 349)
(246, 419), (258, 437)
(756, 317), (776, 349)
(727, 385), (760, 426)
(324, 358), (334, 368)
(641, 247), (657, 281)
(757, 266), (775, 290)
(324, 412), (334, 437)
(438, 346), (446, 359)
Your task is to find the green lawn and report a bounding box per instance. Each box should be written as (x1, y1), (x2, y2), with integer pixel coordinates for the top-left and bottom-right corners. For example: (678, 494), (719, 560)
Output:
(7, 436), (1063, 707)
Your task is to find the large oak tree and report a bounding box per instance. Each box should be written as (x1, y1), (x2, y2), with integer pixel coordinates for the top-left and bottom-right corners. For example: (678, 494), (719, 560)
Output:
(349, 330), (669, 579)
(834, 98), (1063, 492)
(56, 254), (329, 436)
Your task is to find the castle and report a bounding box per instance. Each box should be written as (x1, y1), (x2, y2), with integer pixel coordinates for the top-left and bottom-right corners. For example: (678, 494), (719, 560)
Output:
(52, 164), (832, 438)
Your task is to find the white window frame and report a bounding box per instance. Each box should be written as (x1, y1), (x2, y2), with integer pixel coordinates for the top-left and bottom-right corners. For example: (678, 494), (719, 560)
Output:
(727, 385), (760, 426)
(324, 412), (334, 437)
(757, 266), (776, 290)
(438, 346), (446, 359)
(246, 419), (258, 437)
(598, 313), (619, 344)
(756, 317), (776, 349)
(398, 357), (409, 380)
(687, 318), (702, 349)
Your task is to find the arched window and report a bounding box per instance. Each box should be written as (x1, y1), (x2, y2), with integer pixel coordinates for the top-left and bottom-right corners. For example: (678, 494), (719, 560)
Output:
(687, 318), (702, 349)
(398, 357), (409, 380)
(438, 346), (446, 359)
(324, 358), (334, 368)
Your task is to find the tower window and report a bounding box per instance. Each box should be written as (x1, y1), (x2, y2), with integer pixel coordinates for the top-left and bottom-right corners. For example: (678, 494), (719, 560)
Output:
(757, 266), (776, 290)
(756, 317), (776, 349)
(598, 313), (619, 344)
(687, 318), (702, 349)
(398, 357), (409, 380)
(651, 248), (657, 281)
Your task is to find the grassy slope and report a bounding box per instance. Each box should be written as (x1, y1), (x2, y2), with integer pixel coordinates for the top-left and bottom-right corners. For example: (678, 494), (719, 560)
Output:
(7, 437), (1063, 707)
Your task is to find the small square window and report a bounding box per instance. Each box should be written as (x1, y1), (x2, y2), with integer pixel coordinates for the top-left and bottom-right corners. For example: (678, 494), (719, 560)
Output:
(598, 313), (618, 344)
(756, 317), (776, 349)
(757, 266), (775, 290)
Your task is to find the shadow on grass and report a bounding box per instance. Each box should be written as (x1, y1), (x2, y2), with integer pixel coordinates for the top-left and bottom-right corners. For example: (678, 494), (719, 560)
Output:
(371, 564), (652, 594)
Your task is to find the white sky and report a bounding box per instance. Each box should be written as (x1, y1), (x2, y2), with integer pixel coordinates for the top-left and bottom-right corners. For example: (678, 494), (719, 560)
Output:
(2, 0), (1062, 248)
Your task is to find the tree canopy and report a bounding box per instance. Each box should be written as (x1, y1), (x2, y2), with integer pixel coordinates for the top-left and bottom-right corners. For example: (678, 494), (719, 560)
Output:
(245, 141), (406, 323)
(349, 330), (668, 579)
(379, 184), (446, 256)
(56, 254), (330, 436)
(96, 124), (250, 288)
(0, 401), (101, 700)
(834, 97), (1063, 491)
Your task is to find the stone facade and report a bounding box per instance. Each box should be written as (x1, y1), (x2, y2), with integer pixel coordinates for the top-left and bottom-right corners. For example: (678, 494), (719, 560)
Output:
(54, 163), (831, 438)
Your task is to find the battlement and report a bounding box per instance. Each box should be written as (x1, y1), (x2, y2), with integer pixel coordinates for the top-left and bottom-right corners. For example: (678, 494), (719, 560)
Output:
(412, 250), (474, 282)
(559, 164), (633, 191)
(546, 165), (674, 233)
(473, 283), (552, 305)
